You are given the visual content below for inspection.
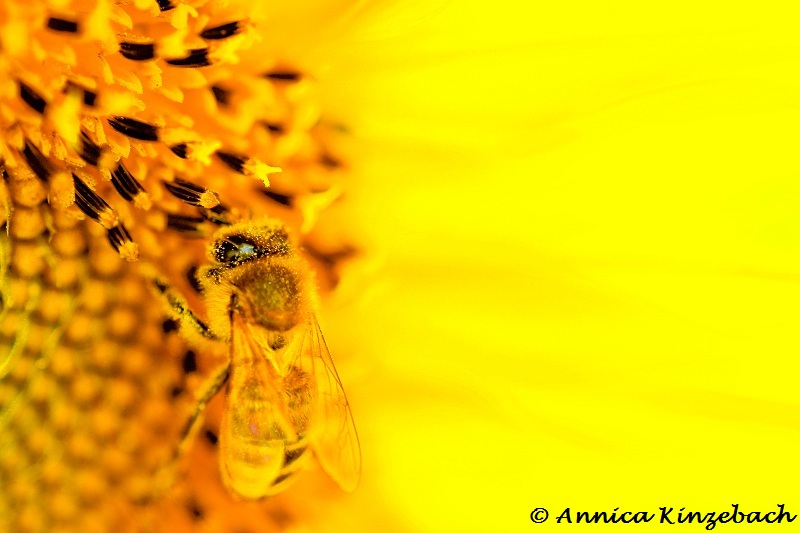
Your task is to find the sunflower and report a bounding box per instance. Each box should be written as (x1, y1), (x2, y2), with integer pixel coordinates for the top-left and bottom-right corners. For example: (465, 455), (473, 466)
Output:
(0, 0), (368, 531)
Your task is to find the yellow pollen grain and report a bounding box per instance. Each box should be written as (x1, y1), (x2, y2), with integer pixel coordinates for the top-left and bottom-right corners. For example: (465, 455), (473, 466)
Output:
(49, 345), (76, 379)
(106, 378), (137, 412)
(49, 171), (75, 209)
(107, 306), (137, 338)
(0, 311), (21, 339)
(26, 373), (54, 403)
(75, 470), (107, 501)
(133, 192), (152, 210)
(50, 490), (79, 521)
(0, 382), (16, 407)
(40, 458), (67, 487)
(8, 354), (33, 384)
(36, 289), (69, 324)
(21, 323), (44, 354)
(63, 311), (94, 345)
(51, 227), (87, 257)
(118, 241), (139, 262)
(71, 373), (100, 405)
(25, 426), (55, 457)
(9, 207), (45, 239)
(16, 505), (43, 533)
(90, 407), (120, 439)
(187, 140), (221, 165)
(0, 446), (26, 474)
(97, 208), (119, 230)
(80, 279), (109, 314)
(7, 277), (31, 309)
(119, 346), (151, 378)
(89, 242), (124, 278)
(49, 402), (76, 434)
(244, 159), (281, 186)
(198, 189), (220, 208)
(66, 432), (99, 464)
(11, 242), (46, 277)
(128, 472), (158, 503)
(88, 339), (118, 371)
(118, 275), (146, 305)
(11, 178), (46, 207)
(44, 257), (83, 289)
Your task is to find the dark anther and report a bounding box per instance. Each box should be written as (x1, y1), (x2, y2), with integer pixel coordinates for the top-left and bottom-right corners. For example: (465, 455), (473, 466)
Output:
(163, 178), (215, 207)
(284, 446), (307, 466)
(264, 122), (284, 134)
(200, 204), (231, 226)
(46, 17), (79, 33)
(210, 85), (230, 106)
(166, 214), (206, 235)
(78, 132), (101, 166)
(186, 266), (203, 294)
(108, 116), (159, 141)
(22, 141), (52, 182)
(19, 82), (47, 114)
(204, 430), (218, 445)
(169, 144), (188, 159)
(170, 386), (183, 398)
(161, 319), (179, 334)
(119, 42), (156, 61)
(82, 89), (97, 106)
(261, 190), (293, 207)
(156, 0), (174, 11)
(73, 174), (111, 222)
(271, 473), (293, 486)
(216, 151), (246, 173)
(107, 224), (134, 253)
(111, 163), (146, 203)
(165, 49), (211, 68)
(264, 71), (301, 82)
(200, 21), (240, 40)
(152, 279), (168, 294)
(66, 82), (97, 107)
(181, 350), (197, 373)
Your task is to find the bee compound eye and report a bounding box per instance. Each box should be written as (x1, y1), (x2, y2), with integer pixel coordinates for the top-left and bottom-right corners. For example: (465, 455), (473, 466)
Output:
(214, 235), (258, 264)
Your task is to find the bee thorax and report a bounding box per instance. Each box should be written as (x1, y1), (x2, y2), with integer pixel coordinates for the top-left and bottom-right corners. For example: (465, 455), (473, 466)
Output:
(231, 262), (302, 331)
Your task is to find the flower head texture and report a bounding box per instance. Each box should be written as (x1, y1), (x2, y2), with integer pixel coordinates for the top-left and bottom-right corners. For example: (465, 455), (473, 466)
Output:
(0, 0), (366, 531)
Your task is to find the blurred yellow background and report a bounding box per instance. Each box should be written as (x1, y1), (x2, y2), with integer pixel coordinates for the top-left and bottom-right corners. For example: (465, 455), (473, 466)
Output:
(313, 1), (800, 531)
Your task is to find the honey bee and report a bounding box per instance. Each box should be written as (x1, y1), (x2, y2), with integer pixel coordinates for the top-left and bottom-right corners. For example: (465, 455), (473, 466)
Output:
(159, 219), (361, 499)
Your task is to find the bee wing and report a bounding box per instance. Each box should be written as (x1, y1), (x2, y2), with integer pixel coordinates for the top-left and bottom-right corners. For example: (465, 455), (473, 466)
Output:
(301, 318), (362, 492)
(219, 315), (296, 499)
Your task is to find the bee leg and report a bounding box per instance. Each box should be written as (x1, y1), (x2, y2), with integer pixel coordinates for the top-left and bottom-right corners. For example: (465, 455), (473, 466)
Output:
(151, 277), (219, 341)
(177, 364), (229, 456)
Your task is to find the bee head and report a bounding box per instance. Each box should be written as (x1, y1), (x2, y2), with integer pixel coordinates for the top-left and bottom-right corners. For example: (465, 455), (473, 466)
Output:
(209, 223), (291, 266)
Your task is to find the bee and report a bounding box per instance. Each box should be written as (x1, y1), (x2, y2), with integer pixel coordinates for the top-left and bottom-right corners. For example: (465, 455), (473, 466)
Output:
(159, 219), (361, 499)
